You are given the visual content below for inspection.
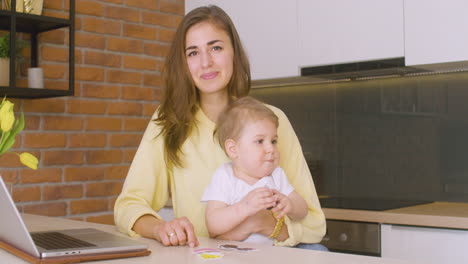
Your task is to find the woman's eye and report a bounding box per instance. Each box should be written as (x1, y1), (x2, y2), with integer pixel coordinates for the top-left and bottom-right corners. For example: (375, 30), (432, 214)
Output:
(256, 139), (263, 144)
(187, 51), (198, 57)
(212, 46), (223, 51)
(272, 139), (278, 145)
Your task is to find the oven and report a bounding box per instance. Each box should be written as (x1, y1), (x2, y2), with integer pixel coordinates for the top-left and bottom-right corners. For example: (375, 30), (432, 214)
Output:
(321, 220), (381, 257)
(317, 198), (432, 256)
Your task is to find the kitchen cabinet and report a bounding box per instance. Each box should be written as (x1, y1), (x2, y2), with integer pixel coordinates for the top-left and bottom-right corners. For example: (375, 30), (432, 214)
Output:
(381, 224), (468, 263)
(188, 1), (468, 79)
(404, 0), (468, 66)
(298, 0), (404, 68)
(186, 1), (406, 79)
(0, 0), (75, 98)
(185, 0), (300, 80)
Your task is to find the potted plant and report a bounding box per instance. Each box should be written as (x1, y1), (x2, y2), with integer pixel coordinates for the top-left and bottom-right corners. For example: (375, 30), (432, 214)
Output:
(0, 33), (26, 87)
(0, 33), (9, 86)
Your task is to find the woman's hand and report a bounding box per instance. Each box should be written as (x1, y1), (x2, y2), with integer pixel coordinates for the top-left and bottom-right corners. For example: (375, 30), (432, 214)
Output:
(133, 215), (199, 247)
(153, 217), (199, 247)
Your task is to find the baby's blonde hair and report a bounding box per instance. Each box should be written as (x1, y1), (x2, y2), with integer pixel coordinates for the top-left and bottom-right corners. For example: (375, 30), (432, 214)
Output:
(214, 96), (279, 154)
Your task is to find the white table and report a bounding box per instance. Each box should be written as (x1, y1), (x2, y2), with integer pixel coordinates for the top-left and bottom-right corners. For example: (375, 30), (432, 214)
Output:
(0, 214), (420, 264)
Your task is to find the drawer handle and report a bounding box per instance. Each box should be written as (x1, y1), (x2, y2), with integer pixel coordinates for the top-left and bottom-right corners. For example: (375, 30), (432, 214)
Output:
(339, 233), (348, 242)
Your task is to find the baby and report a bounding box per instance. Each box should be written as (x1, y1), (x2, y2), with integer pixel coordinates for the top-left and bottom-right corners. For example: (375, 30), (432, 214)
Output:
(201, 96), (308, 244)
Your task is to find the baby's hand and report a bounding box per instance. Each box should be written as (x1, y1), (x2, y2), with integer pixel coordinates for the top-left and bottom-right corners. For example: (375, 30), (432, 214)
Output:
(271, 190), (292, 219)
(239, 187), (277, 217)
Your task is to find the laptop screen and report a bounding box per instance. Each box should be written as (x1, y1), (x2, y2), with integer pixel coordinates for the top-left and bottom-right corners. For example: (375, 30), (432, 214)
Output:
(0, 176), (41, 257)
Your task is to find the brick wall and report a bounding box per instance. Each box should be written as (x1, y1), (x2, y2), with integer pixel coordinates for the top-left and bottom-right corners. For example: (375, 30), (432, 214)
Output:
(0, 0), (184, 225)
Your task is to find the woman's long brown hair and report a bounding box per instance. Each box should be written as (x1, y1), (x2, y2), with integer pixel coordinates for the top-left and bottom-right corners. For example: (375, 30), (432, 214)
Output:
(155, 5), (251, 168)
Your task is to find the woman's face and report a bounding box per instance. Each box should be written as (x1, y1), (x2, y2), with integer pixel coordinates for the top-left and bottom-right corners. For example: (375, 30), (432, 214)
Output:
(185, 21), (234, 97)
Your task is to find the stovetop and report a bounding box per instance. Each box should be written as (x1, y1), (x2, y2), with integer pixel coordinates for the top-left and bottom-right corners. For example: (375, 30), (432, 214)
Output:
(319, 197), (433, 211)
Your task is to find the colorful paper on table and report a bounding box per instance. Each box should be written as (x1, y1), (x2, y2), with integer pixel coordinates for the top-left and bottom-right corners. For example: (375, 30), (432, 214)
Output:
(198, 252), (224, 260)
(192, 248), (224, 260)
(192, 248), (221, 254)
(218, 244), (257, 252)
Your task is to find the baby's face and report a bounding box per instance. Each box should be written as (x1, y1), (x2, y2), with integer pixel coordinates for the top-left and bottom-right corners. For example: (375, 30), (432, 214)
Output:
(233, 119), (280, 180)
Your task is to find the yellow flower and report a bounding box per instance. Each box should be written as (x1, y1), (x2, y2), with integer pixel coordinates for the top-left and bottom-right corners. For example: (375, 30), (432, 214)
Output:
(0, 100), (15, 132)
(0, 97), (38, 170)
(19, 152), (38, 170)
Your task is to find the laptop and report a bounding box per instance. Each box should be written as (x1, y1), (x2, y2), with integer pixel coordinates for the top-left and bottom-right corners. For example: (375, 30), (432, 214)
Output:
(0, 176), (149, 262)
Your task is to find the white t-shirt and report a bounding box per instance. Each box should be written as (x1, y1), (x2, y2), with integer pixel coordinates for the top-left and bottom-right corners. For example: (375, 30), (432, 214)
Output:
(201, 162), (295, 244)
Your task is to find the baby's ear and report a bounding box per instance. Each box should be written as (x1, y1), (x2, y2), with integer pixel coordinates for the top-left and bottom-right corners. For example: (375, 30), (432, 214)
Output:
(224, 139), (238, 159)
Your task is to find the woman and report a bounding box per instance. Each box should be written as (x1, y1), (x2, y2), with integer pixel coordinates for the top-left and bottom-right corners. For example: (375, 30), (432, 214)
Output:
(114, 5), (326, 249)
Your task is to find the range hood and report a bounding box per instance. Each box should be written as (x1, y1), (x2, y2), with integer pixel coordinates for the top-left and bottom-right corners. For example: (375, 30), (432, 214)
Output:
(300, 57), (427, 80)
(252, 57), (468, 88)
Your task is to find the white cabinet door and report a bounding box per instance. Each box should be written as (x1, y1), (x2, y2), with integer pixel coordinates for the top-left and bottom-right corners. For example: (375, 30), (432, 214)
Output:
(298, 0), (404, 68)
(381, 224), (468, 264)
(404, 0), (468, 66)
(186, 1), (300, 80)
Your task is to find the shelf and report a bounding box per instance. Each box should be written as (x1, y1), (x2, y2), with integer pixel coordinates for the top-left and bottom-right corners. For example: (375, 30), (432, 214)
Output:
(0, 87), (73, 99)
(0, 0), (75, 99)
(0, 10), (71, 33)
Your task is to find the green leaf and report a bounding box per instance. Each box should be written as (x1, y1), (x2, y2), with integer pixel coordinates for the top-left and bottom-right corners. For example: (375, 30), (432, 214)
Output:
(0, 136), (15, 156)
(0, 125), (13, 154)
(0, 131), (6, 153)
(0, 113), (23, 155)
(0, 34), (9, 58)
(0, 123), (14, 155)
(12, 112), (25, 134)
(0, 33), (28, 59)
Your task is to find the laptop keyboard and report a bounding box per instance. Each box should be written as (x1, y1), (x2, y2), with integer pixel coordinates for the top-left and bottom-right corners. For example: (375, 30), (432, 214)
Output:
(31, 232), (96, 250)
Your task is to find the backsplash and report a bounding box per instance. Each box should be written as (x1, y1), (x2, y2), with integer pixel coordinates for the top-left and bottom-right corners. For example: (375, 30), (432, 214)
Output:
(251, 71), (468, 202)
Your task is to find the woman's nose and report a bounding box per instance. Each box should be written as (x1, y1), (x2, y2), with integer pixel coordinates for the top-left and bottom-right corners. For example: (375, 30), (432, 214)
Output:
(200, 51), (213, 68)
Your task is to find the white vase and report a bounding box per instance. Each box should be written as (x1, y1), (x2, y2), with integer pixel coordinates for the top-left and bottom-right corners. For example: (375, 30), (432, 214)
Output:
(0, 58), (9, 87)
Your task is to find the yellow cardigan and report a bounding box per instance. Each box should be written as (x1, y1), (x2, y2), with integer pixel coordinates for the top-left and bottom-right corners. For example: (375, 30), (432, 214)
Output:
(114, 104), (326, 246)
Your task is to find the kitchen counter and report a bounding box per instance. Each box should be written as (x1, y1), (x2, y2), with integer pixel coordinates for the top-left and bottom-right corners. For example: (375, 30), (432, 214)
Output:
(0, 214), (420, 264)
(323, 202), (468, 229)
